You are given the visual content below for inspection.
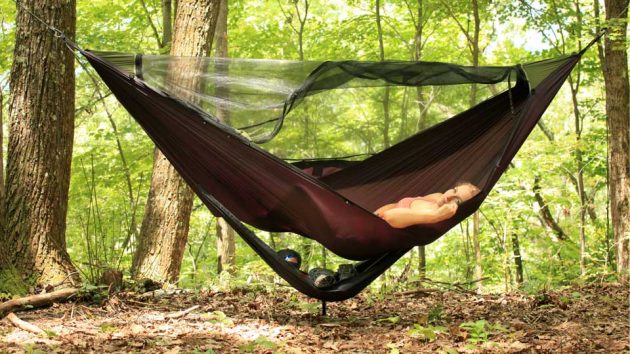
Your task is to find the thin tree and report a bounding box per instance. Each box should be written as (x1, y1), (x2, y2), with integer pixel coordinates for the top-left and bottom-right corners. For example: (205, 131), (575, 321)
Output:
(442, 0), (484, 290)
(4, 0), (79, 287)
(278, 0), (314, 268)
(214, 0), (236, 274)
(531, 0), (594, 275)
(375, 0), (391, 291)
(0, 84), (4, 230)
(470, 0), (483, 291)
(403, 0), (434, 280)
(132, 0), (221, 283)
(511, 232), (524, 285)
(376, 0), (391, 149)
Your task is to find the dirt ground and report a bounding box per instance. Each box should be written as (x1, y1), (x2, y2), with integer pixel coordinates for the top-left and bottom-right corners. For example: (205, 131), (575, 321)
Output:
(0, 282), (628, 353)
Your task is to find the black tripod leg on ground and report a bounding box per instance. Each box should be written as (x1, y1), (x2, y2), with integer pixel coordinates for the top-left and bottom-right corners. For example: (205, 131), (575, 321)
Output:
(321, 300), (327, 316)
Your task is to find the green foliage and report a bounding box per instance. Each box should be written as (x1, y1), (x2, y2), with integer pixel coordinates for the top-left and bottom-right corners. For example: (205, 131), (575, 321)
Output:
(0, 268), (27, 298)
(377, 315), (402, 324)
(191, 349), (215, 354)
(203, 311), (234, 326)
(99, 322), (118, 334)
(238, 336), (278, 352)
(459, 320), (507, 343)
(44, 330), (59, 338)
(23, 345), (45, 354)
(428, 304), (445, 324)
(438, 348), (459, 354)
(407, 324), (446, 342)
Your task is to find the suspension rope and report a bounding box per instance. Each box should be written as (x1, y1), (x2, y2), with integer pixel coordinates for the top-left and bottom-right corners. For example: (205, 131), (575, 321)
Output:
(11, 0), (83, 52)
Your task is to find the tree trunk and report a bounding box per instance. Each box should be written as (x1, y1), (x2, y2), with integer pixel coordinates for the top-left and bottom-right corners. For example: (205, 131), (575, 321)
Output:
(414, 0), (426, 132)
(4, 0), (79, 288)
(469, 0), (480, 105)
(470, 0), (482, 291)
(0, 89), (4, 228)
(566, 1), (588, 276)
(534, 175), (568, 240)
(0, 89), (4, 278)
(0, 87), (22, 294)
(132, 0), (221, 283)
(511, 232), (524, 286)
(595, 0), (617, 270)
(161, 0), (172, 51)
(214, 0), (236, 275)
(417, 245), (426, 280)
(414, 0), (428, 274)
(473, 211), (482, 291)
(375, 0), (391, 149)
(603, 0), (629, 280)
(569, 76), (588, 275)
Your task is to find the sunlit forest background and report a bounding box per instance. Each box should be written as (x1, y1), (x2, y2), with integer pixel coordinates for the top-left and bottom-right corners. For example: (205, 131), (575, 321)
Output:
(0, 0), (625, 295)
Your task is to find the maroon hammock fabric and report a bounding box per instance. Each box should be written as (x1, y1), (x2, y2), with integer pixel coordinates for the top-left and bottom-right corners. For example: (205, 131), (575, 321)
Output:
(83, 51), (580, 260)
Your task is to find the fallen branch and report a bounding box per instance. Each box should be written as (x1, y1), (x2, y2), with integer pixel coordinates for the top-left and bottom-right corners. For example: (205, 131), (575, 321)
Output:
(410, 277), (489, 294)
(5, 312), (46, 336)
(453, 277), (490, 287)
(396, 288), (439, 297)
(0, 288), (78, 317)
(166, 305), (200, 319)
(138, 288), (194, 300)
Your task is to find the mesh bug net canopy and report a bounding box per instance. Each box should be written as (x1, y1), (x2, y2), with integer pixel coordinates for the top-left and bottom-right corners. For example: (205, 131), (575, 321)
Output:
(92, 51), (538, 151)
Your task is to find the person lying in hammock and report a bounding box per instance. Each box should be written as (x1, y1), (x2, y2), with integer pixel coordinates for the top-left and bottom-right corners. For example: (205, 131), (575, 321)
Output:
(375, 182), (481, 228)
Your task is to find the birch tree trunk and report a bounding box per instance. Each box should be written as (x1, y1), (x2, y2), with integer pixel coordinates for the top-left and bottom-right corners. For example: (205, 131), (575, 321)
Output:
(132, 0), (221, 283)
(603, 0), (629, 280)
(4, 0), (79, 287)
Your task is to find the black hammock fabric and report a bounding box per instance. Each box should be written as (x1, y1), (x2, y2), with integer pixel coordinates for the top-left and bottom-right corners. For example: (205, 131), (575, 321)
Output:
(80, 47), (582, 301)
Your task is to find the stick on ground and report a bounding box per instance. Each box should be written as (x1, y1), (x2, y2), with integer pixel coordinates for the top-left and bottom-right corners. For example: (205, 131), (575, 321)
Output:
(0, 288), (78, 317)
(166, 305), (201, 319)
(5, 312), (46, 336)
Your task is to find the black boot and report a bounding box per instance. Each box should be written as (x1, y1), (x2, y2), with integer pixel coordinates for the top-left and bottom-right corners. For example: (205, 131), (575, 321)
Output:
(308, 268), (336, 288)
(337, 264), (357, 281)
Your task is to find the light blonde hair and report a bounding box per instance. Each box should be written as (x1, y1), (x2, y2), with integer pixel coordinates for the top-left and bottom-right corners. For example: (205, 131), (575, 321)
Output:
(455, 181), (480, 194)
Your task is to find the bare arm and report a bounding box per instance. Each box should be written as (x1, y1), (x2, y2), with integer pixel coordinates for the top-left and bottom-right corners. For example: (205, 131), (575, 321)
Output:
(374, 203), (398, 217)
(422, 193), (445, 203)
(380, 202), (458, 229)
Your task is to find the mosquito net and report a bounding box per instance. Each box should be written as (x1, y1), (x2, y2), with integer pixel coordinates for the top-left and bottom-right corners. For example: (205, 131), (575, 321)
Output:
(95, 52), (522, 134)
(91, 51), (569, 166)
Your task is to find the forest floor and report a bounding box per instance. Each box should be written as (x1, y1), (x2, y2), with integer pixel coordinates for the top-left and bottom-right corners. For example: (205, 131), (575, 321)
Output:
(0, 282), (628, 353)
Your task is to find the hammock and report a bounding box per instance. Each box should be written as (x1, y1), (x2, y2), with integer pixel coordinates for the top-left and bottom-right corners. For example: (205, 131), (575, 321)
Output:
(77, 44), (589, 301)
